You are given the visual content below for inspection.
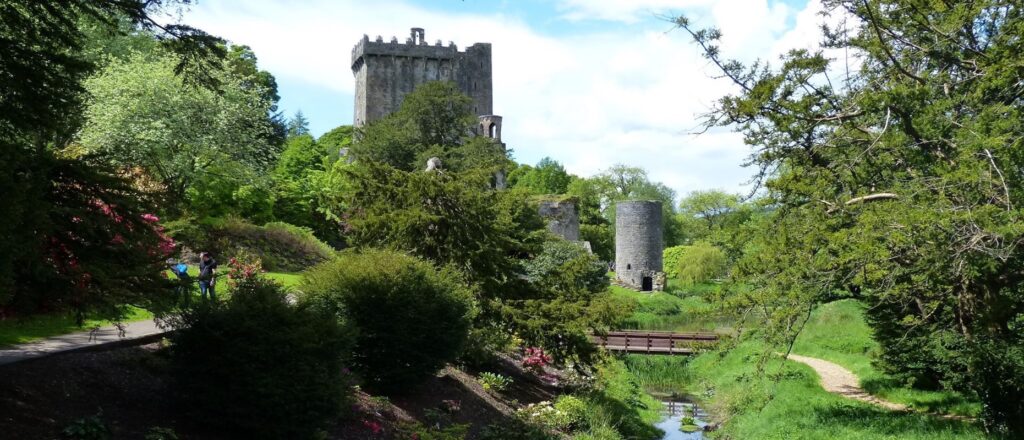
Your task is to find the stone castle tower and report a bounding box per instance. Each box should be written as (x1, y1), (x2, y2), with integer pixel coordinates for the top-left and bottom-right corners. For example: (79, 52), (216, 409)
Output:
(351, 27), (501, 140)
(615, 201), (665, 291)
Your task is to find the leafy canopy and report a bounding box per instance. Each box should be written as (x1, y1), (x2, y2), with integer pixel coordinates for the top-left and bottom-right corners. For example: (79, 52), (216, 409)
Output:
(680, 0), (1024, 433)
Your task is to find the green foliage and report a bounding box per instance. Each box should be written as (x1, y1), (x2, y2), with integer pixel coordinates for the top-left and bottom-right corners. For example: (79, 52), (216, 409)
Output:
(622, 355), (692, 395)
(579, 224), (613, 262)
(515, 241), (625, 364)
(585, 165), (683, 246)
(62, 411), (109, 440)
(166, 217), (333, 272)
(508, 157), (572, 195)
(681, 1), (1024, 433)
(286, 110), (310, 137)
(0, 1), (225, 321)
(574, 358), (663, 440)
(78, 51), (279, 208)
(170, 263), (352, 438)
(352, 81), (506, 173)
(479, 419), (558, 440)
(478, 372), (513, 392)
(272, 127), (351, 245)
(317, 124), (355, 156)
(335, 162), (545, 301)
(523, 241), (608, 294)
(1, 155), (176, 321)
(662, 245), (687, 279)
(609, 284), (726, 332)
(675, 242), (728, 287)
(301, 249), (474, 392)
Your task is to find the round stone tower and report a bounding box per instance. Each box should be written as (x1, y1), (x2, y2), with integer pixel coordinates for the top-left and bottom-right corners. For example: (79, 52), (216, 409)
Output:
(615, 200), (665, 291)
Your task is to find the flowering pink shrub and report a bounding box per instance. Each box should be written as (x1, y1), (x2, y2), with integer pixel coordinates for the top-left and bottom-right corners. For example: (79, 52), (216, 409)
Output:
(363, 419), (383, 435)
(522, 347), (553, 373)
(226, 254), (266, 290)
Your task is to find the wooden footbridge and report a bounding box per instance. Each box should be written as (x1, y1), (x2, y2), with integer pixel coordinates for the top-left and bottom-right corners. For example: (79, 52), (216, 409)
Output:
(592, 330), (719, 355)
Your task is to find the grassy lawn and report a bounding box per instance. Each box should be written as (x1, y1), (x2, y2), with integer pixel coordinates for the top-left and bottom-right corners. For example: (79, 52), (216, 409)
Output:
(0, 306), (153, 348)
(791, 300), (981, 417)
(168, 266), (302, 289)
(1, 269), (301, 349)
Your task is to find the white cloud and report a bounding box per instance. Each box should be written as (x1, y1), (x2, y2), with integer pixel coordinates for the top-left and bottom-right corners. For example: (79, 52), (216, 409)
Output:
(182, 0), (835, 198)
(557, 0), (715, 23)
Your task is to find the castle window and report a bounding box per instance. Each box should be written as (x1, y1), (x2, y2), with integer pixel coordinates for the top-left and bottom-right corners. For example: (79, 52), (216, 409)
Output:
(488, 123), (497, 138)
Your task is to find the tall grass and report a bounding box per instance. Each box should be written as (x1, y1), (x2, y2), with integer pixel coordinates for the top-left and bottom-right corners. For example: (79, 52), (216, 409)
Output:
(621, 355), (692, 395)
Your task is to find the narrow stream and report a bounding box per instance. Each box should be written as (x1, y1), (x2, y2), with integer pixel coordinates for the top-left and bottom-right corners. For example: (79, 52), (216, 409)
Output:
(654, 397), (708, 440)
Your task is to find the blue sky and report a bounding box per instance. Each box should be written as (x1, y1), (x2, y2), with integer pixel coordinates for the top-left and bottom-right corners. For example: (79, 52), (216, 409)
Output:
(183, 0), (836, 198)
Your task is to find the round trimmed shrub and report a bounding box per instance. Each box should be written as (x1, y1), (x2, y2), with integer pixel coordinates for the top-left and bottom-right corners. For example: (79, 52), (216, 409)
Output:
(301, 249), (475, 393)
(170, 271), (353, 438)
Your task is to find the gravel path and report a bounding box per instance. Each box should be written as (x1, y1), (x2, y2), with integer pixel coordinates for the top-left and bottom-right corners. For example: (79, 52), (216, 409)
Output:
(0, 320), (167, 366)
(785, 353), (907, 411)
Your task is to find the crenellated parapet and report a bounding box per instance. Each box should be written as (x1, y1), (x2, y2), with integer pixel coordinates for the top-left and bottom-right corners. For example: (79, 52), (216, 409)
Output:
(351, 30), (468, 70)
(352, 27), (493, 126)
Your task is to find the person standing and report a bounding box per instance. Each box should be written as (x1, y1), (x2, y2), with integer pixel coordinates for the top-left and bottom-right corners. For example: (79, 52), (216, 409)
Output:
(198, 252), (218, 301)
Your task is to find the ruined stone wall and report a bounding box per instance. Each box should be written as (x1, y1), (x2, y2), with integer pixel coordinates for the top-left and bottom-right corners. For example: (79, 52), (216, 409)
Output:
(351, 30), (493, 126)
(615, 200), (664, 291)
(538, 199), (580, 241)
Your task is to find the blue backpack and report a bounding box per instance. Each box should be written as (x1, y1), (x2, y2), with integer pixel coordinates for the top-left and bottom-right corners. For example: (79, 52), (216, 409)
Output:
(174, 263), (189, 279)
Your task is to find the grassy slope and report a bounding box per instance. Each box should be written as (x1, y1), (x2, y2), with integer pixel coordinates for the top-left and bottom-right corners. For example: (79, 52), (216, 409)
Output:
(608, 283), (988, 439)
(687, 342), (986, 440)
(791, 299), (980, 417)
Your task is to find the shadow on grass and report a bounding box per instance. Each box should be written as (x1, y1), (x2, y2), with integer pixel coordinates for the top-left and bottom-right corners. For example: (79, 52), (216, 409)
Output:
(814, 402), (984, 436)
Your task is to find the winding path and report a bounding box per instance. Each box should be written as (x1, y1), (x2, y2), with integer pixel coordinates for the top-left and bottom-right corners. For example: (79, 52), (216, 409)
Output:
(0, 320), (167, 366)
(785, 353), (907, 411)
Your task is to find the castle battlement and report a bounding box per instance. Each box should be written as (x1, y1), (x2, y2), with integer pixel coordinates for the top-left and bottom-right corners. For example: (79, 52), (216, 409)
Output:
(351, 31), (478, 70)
(351, 27), (494, 127)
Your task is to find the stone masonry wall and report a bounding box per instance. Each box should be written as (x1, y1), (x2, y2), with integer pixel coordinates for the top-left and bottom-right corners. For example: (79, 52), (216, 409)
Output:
(352, 30), (492, 126)
(615, 200), (664, 291)
(538, 199), (580, 241)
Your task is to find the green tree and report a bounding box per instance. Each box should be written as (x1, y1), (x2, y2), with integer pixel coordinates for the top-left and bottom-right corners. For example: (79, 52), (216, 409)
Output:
(0, 1), (224, 316)
(509, 157), (572, 195)
(271, 133), (342, 243)
(517, 240), (625, 364)
(680, 0), (1024, 433)
(286, 110), (309, 137)
(591, 164), (683, 246)
(317, 124), (354, 161)
(678, 190), (740, 233)
(351, 81), (507, 173)
(78, 52), (278, 207)
(335, 162), (545, 299)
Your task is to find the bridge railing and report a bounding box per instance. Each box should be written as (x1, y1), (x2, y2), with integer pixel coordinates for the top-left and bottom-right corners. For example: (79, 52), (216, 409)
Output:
(591, 330), (720, 355)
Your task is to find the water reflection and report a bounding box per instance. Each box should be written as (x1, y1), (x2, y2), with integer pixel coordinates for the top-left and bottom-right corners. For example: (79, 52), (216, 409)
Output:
(655, 398), (707, 440)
